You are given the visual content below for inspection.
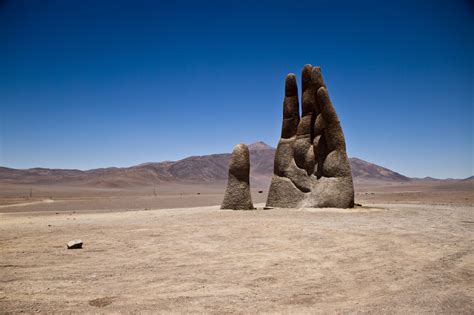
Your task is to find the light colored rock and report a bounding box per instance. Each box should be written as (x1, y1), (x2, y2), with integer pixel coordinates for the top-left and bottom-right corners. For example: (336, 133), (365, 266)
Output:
(67, 239), (83, 249)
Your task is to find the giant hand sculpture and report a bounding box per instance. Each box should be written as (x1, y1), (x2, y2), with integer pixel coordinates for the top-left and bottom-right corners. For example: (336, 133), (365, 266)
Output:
(266, 65), (354, 208)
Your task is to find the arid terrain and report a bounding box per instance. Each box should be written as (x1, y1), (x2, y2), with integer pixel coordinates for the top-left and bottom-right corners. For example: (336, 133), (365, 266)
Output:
(1, 144), (473, 313)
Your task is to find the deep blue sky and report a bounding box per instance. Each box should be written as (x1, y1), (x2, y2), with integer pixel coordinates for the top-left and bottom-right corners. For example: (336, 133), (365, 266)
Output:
(1, 0), (472, 178)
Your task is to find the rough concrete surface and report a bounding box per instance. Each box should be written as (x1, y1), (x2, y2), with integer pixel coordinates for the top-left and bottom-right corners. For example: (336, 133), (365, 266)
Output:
(221, 144), (254, 210)
(267, 65), (354, 208)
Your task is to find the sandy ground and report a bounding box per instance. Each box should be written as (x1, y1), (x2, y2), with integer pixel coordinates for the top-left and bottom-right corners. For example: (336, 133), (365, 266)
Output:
(0, 184), (268, 213)
(0, 180), (472, 213)
(1, 196), (473, 313)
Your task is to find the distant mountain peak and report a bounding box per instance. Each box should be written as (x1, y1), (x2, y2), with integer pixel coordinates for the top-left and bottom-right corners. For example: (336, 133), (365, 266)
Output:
(349, 157), (410, 182)
(247, 141), (274, 151)
(462, 175), (474, 182)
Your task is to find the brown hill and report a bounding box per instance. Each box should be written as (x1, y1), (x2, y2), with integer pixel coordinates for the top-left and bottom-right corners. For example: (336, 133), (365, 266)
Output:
(0, 142), (458, 188)
(0, 145), (274, 188)
(349, 157), (410, 182)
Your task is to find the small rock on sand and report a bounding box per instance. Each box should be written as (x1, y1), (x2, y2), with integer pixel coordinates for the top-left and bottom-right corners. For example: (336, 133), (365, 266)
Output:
(67, 240), (83, 249)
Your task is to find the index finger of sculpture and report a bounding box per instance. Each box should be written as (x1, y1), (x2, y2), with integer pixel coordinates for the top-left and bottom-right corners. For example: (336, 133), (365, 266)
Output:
(311, 67), (327, 138)
(317, 87), (346, 151)
(281, 74), (300, 139)
(301, 64), (315, 116)
(294, 65), (318, 174)
(311, 67), (326, 87)
(297, 64), (318, 139)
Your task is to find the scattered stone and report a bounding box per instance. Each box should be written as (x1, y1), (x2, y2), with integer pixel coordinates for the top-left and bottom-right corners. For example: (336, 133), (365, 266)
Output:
(67, 240), (83, 249)
(221, 144), (255, 210)
(266, 65), (355, 208)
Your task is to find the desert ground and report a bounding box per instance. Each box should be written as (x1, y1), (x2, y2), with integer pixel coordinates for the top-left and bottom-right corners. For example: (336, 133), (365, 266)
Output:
(1, 182), (473, 313)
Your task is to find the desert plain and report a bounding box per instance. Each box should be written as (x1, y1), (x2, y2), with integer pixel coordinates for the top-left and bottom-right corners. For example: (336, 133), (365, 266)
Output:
(0, 178), (473, 314)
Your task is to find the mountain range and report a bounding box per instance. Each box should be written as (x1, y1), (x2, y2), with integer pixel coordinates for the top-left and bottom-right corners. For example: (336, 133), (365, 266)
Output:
(0, 142), (469, 188)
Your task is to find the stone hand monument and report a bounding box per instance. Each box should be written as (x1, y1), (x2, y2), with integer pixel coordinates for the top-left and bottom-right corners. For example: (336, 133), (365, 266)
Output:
(221, 144), (255, 210)
(266, 65), (354, 208)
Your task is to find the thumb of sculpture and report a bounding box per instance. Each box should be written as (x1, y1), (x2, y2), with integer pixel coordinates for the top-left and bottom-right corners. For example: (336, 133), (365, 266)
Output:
(221, 144), (255, 210)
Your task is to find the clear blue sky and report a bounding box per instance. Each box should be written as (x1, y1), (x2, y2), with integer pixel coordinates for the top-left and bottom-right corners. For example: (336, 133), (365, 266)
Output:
(1, 0), (472, 178)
